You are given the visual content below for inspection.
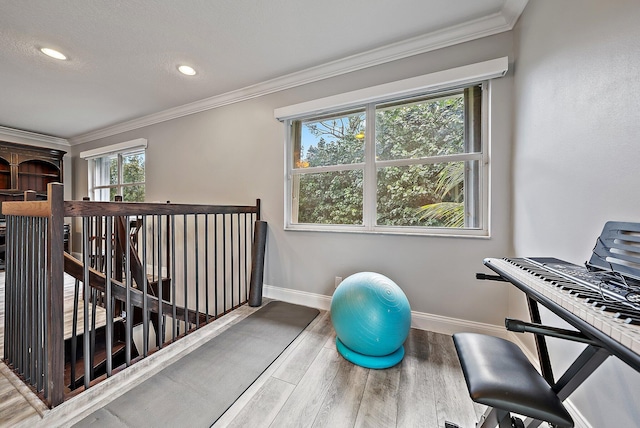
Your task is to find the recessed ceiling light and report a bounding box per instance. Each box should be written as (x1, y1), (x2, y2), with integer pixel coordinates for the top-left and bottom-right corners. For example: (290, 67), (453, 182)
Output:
(40, 47), (67, 60)
(178, 65), (197, 76)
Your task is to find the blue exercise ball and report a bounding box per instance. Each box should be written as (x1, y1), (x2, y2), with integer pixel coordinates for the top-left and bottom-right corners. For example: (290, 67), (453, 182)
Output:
(331, 272), (411, 362)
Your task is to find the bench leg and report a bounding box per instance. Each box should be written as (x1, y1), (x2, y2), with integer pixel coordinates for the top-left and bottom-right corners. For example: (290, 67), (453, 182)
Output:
(477, 407), (516, 428)
(477, 407), (498, 428)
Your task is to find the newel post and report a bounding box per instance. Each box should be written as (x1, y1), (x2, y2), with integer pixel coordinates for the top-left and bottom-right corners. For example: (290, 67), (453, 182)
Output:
(46, 182), (65, 406)
(248, 221), (267, 307)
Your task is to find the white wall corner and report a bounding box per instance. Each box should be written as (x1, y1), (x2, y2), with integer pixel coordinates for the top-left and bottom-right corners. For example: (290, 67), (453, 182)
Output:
(501, 0), (530, 28)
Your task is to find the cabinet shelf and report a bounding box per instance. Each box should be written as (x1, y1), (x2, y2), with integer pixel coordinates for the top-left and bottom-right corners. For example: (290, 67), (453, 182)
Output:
(18, 172), (60, 178)
(0, 141), (65, 202)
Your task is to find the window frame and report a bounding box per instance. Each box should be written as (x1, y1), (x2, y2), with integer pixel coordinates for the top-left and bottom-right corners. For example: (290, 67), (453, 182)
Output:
(274, 57), (508, 237)
(81, 138), (147, 202)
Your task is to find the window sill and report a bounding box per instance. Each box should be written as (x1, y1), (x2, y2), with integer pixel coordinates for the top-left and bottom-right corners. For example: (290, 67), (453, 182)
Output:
(284, 224), (490, 238)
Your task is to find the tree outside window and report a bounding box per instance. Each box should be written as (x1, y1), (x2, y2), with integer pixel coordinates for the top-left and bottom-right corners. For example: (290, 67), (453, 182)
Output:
(91, 150), (145, 202)
(288, 84), (483, 233)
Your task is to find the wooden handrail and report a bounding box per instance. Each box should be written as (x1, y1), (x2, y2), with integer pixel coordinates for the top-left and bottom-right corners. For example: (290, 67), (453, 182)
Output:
(2, 200), (51, 217)
(64, 200), (259, 217)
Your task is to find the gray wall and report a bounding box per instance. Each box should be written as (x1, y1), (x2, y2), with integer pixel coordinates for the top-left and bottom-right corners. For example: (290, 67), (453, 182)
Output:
(71, 32), (514, 326)
(512, 1), (640, 426)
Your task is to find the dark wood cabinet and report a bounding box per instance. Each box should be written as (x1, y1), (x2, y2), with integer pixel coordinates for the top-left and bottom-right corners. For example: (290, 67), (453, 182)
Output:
(0, 141), (66, 267)
(0, 140), (65, 200)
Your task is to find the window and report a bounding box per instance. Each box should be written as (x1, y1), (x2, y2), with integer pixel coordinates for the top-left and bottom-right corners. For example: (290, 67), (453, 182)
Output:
(277, 58), (508, 236)
(81, 139), (147, 202)
(287, 86), (484, 235)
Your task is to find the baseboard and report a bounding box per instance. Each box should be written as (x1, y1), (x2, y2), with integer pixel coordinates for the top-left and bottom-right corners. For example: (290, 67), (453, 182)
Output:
(410, 310), (509, 339)
(263, 284), (508, 338)
(563, 401), (593, 428)
(263, 284), (333, 311)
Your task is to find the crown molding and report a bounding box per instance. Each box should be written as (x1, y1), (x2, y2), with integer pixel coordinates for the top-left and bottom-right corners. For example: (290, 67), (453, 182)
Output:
(0, 125), (70, 148)
(69, 0), (528, 145)
(501, 0), (529, 27)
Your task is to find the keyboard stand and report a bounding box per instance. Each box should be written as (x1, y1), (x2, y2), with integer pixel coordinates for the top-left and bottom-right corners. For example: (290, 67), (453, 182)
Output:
(464, 221), (640, 427)
(478, 262), (630, 428)
(504, 318), (611, 427)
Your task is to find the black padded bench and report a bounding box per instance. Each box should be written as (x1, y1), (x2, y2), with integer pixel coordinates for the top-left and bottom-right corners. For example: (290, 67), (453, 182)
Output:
(451, 332), (573, 428)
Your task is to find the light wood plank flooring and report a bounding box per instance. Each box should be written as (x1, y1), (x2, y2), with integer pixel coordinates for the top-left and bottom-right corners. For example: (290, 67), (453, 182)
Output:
(1, 271), (483, 427)
(0, 271), (107, 428)
(0, 272), (47, 427)
(214, 311), (485, 428)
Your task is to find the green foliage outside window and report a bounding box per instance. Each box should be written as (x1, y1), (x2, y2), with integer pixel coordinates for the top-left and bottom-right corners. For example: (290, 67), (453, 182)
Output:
(109, 153), (145, 202)
(294, 93), (469, 228)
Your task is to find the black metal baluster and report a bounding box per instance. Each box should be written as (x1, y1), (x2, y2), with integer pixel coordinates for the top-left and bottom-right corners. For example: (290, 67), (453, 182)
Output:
(125, 215), (132, 364)
(142, 215), (148, 355)
(157, 214), (163, 345)
(82, 217), (91, 390)
(90, 267), (97, 381)
(171, 215), (177, 340)
(229, 214), (240, 309)
(105, 216), (113, 376)
(223, 214), (227, 314)
(214, 214), (218, 318)
(42, 217), (49, 399)
(244, 213), (248, 302)
(238, 213), (242, 303)
(194, 214), (199, 329)
(183, 215), (188, 331)
(4, 216), (11, 366)
(19, 216), (26, 376)
(26, 216), (33, 384)
(36, 217), (44, 392)
(71, 277), (79, 390)
(205, 214), (209, 324)
(237, 213), (241, 304)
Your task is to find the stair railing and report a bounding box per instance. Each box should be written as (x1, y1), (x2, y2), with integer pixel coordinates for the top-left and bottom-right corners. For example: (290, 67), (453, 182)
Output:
(2, 183), (267, 407)
(2, 184), (65, 406)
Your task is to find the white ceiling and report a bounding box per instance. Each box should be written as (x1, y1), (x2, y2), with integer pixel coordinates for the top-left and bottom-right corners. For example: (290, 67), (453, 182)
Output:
(0, 0), (526, 144)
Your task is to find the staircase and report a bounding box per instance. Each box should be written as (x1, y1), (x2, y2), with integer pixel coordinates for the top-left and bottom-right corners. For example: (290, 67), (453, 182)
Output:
(64, 319), (139, 393)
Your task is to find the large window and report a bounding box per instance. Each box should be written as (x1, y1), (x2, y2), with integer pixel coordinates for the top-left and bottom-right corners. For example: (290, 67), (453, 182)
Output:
(286, 85), (484, 236)
(278, 58), (507, 236)
(82, 139), (147, 202)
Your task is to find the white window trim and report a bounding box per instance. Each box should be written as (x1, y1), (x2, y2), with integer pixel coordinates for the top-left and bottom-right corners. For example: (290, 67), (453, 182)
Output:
(80, 138), (147, 160)
(278, 58), (507, 237)
(274, 57), (507, 121)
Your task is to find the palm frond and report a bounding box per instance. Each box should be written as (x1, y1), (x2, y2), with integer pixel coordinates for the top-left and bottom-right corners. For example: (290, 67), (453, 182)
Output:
(435, 162), (464, 199)
(417, 202), (464, 228)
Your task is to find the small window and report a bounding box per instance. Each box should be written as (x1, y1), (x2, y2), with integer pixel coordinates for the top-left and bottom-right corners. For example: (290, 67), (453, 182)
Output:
(285, 84), (487, 236)
(89, 149), (145, 202)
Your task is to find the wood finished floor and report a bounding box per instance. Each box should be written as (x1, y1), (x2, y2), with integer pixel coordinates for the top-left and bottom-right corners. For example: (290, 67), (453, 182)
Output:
(213, 311), (485, 428)
(0, 272), (46, 427)
(0, 271), (105, 428)
(0, 272), (484, 428)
